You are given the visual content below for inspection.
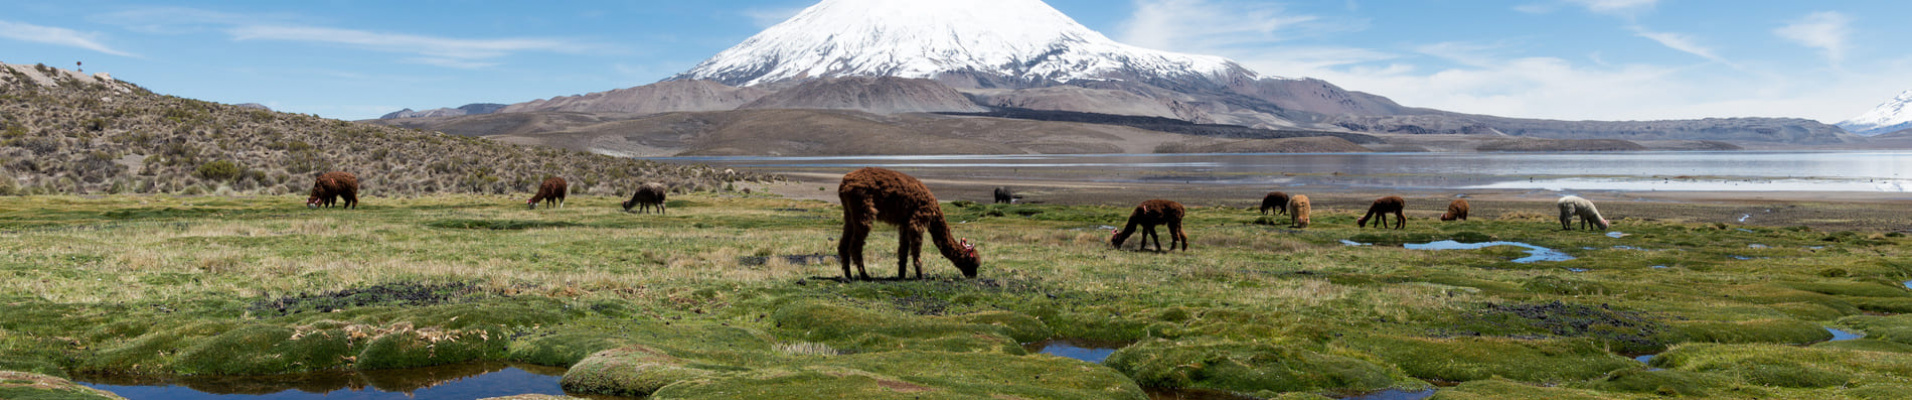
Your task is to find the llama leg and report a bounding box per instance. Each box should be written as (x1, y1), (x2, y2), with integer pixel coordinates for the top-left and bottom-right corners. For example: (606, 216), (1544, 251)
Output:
(1171, 222), (1187, 251)
(1559, 207), (1573, 230)
(1146, 225), (1162, 252)
(346, 193), (358, 209)
(895, 226), (914, 279)
(1395, 211), (1405, 229)
(908, 230), (925, 279)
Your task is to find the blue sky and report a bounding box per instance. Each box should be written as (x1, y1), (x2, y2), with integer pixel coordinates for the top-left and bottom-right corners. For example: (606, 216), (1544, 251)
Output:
(3, 0), (1909, 123)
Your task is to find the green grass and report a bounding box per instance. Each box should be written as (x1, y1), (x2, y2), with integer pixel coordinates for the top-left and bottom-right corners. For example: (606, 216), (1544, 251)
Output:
(1, 193), (1910, 399)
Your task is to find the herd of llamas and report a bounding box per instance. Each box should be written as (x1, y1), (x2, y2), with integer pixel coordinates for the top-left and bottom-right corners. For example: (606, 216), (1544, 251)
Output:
(298, 167), (1611, 282)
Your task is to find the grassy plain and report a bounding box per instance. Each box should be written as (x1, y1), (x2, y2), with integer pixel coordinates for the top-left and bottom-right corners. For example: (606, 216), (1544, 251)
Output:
(1, 192), (1910, 399)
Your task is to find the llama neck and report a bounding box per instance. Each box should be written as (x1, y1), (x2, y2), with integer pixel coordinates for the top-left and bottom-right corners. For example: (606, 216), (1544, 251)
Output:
(926, 212), (965, 260)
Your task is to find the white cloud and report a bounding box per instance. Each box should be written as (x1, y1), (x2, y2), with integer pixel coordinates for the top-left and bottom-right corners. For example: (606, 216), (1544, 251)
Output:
(1774, 11), (1852, 65)
(1628, 26), (1730, 65)
(1120, 0), (1350, 52)
(1563, 0), (1659, 15)
(94, 6), (602, 69)
(1115, 0), (1904, 123)
(0, 20), (135, 57)
(227, 25), (595, 61)
(742, 6), (804, 28)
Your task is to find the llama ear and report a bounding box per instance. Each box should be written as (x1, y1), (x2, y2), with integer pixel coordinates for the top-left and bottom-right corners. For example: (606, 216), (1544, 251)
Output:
(960, 239), (974, 250)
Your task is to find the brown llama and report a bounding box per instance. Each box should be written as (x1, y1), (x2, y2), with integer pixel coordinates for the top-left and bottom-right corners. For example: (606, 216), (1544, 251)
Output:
(1287, 195), (1312, 228)
(527, 177), (567, 209)
(838, 167), (980, 280)
(621, 183), (668, 214)
(1260, 191), (1290, 215)
(306, 171), (359, 209)
(1357, 196), (1407, 229)
(993, 187), (1018, 204)
(1110, 199), (1187, 252)
(1441, 199), (1470, 221)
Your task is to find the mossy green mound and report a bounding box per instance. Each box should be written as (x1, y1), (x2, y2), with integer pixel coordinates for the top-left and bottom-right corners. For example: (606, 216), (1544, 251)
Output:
(1104, 337), (1403, 394)
(1430, 379), (1631, 400)
(0, 371), (125, 400)
(770, 301), (1026, 354)
(1653, 343), (1912, 389)
(1663, 318), (1832, 345)
(1344, 335), (1635, 383)
(561, 345), (717, 397)
(651, 351), (1145, 400)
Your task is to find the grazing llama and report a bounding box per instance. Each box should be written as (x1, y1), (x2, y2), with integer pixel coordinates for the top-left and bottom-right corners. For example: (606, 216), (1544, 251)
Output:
(306, 171), (359, 209)
(1287, 195), (1312, 228)
(837, 167), (980, 280)
(528, 177), (567, 209)
(1557, 195), (1611, 231)
(1357, 196), (1407, 230)
(1110, 199), (1187, 252)
(1441, 199), (1470, 221)
(1260, 192), (1290, 215)
(622, 183), (668, 214)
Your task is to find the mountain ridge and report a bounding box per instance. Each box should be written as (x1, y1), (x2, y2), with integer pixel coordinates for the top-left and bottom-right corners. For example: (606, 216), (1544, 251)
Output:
(1838, 89), (1912, 136)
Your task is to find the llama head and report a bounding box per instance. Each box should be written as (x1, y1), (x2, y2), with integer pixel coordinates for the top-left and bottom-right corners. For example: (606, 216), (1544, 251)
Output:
(527, 199), (540, 209)
(306, 196), (321, 209)
(1109, 228), (1129, 248)
(1599, 218), (1611, 230)
(1357, 216), (1370, 227)
(953, 239), (980, 278)
(621, 199), (636, 211)
(1440, 213), (1455, 221)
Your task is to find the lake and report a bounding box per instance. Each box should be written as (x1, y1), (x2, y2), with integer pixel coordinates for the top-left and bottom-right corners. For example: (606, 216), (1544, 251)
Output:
(664, 151), (1912, 192)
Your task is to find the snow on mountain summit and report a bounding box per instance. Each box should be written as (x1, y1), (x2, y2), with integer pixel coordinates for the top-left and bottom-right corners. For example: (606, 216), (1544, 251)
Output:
(1838, 89), (1912, 136)
(672, 0), (1258, 88)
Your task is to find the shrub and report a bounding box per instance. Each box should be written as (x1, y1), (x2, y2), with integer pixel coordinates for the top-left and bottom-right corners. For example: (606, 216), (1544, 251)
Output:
(195, 160), (242, 181)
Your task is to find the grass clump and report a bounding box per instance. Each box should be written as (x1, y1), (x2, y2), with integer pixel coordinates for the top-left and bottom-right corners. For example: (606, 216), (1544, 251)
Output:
(1104, 337), (1404, 394)
(1343, 335), (1635, 383)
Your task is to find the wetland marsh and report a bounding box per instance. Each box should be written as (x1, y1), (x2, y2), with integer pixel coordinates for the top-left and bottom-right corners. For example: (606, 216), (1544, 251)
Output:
(1, 190), (1910, 399)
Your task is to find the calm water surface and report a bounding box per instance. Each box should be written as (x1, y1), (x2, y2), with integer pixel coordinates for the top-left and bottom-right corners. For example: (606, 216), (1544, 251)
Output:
(665, 151), (1912, 192)
(73, 362), (611, 400)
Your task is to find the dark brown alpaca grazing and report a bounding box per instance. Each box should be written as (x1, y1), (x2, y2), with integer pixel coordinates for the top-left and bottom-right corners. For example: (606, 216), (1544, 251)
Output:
(837, 167), (980, 280)
(1110, 199), (1187, 252)
(1441, 199), (1470, 221)
(306, 171), (359, 209)
(1357, 196), (1406, 229)
(621, 183), (667, 214)
(528, 177), (567, 209)
(1260, 192), (1290, 215)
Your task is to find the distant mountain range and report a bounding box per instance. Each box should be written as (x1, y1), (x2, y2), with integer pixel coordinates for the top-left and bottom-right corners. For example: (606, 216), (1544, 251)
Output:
(376, 0), (1869, 155)
(1839, 89), (1912, 136)
(380, 103), (506, 119)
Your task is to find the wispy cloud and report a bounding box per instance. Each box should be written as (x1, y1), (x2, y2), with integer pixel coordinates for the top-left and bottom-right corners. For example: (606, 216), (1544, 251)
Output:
(1120, 0), (1359, 52)
(742, 6), (804, 28)
(0, 20), (136, 57)
(1774, 11), (1852, 65)
(1628, 26), (1731, 65)
(1563, 0), (1658, 16)
(228, 25), (594, 62)
(94, 6), (602, 69)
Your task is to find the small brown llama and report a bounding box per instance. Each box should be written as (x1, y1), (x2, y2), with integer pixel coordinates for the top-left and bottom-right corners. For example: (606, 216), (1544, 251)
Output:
(837, 167), (980, 280)
(993, 187), (1018, 204)
(528, 177), (568, 209)
(1441, 199), (1470, 221)
(1110, 199), (1188, 252)
(1357, 196), (1407, 229)
(306, 171), (359, 209)
(1287, 195), (1312, 228)
(1260, 192), (1290, 215)
(622, 183), (668, 214)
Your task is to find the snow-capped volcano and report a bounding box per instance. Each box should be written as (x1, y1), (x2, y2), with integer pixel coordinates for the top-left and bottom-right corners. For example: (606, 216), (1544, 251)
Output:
(671, 0), (1257, 89)
(1839, 89), (1912, 136)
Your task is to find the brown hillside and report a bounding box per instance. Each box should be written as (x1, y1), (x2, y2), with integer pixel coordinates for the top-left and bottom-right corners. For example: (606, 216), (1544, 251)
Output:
(486, 109), (1229, 157)
(0, 63), (764, 196)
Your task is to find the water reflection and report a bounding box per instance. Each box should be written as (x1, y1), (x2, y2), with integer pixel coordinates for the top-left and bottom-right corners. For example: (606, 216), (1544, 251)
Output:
(1340, 388), (1437, 400)
(74, 362), (614, 400)
(662, 151), (1912, 192)
(1402, 240), (1575, 263)
(1024, 339), (1127, 364)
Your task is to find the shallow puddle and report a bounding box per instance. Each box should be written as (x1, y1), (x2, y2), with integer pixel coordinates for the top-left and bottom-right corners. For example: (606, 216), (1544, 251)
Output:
(1403, 240), (1574, 263)
(73, 362), (612, 400)
(1903, 280), (1910, 290)
(1829, 327), (1864, 342)
(1338, 388), (1436, 400)
(1024, 339), (1126, 364)
(1606, 231), (1626, 238)
(1340, 239), (1371, 246)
